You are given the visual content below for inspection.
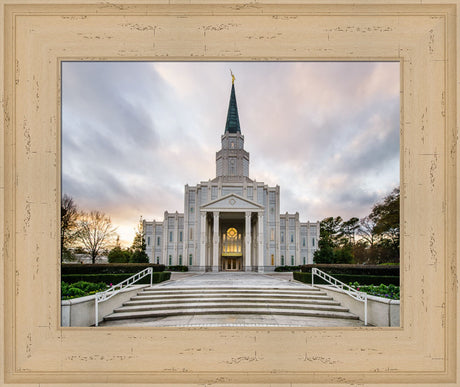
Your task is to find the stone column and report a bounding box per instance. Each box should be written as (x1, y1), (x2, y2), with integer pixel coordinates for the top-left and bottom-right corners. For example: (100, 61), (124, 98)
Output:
(212, 211), (220, 272)
(199, 212), (206, 271)
(162, 211), (168, 266)
(295, 213), (300, 267)
(258, 213), (264, 272)
(245, 211), (252, 271)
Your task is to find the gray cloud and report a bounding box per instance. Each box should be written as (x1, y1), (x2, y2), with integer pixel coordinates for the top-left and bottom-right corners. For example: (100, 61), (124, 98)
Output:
(62, 61), (399, 243)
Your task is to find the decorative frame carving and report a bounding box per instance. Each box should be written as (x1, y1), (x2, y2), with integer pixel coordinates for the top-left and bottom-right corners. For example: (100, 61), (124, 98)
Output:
(1, 1), (458, 385)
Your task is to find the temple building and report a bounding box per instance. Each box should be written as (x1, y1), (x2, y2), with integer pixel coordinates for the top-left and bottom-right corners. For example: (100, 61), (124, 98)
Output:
(143, 77), (320, 272)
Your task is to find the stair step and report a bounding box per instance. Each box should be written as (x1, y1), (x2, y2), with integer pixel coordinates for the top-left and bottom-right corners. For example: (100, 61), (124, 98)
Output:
(123, 297), (341, 307)
(104, 308), (359, 321)
(131, 293), (334, 302)
(145, 286), (318, 291)
(142, 287), (321, 295)
(101, 283), (361, 324)
(114, 302), (349, 313)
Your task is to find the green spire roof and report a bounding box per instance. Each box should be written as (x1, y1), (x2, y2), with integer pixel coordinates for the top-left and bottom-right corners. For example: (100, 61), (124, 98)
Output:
(224, 83), (241, 134)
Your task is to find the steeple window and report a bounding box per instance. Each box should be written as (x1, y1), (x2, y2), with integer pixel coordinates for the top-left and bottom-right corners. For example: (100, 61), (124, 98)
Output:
(243, 158), (249, 177)
(229, 158), (236, 175)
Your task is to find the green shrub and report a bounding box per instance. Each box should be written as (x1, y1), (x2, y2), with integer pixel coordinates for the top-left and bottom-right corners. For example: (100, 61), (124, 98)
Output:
(166, 265), (189, 272)
(107, 247), (131, 263)
(299, 264), (400, 277)
(130, 250), (149, 263)
(333, 247), (353, 264)
(274, 266), (301, 272)
(68, 281), (107, 293)
(61, 281), (108, 299)
(61, 272), (171, 286)
(61, 263), (165, 275)
(293, 271), (399, 286)
(349, 282), (400, 299)
(313, 244), (334, 264)
(62, 287), (86, 299)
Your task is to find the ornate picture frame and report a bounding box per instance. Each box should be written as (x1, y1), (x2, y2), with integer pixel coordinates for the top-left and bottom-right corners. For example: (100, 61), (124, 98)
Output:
(1, 1), (458, 385)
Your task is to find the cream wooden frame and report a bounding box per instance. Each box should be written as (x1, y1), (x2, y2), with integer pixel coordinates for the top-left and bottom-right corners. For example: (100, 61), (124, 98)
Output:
(1, 1), (458, 385)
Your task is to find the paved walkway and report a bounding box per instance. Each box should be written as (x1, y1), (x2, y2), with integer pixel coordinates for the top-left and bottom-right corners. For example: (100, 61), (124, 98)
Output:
(99, 272), (365, 327)
(160, 271), (303, 289)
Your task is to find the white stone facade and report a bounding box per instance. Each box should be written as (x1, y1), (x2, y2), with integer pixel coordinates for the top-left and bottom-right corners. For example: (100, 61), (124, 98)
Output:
(143, 82), (320, 272)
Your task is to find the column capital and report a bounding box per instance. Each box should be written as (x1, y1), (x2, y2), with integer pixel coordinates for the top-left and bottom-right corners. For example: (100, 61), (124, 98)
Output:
(245, 211), (251, 218)
(213, 211), (220, 218)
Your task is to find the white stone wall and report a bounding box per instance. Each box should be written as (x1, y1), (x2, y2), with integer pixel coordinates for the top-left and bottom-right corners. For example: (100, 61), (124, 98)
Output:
(144, 185), (319, 270)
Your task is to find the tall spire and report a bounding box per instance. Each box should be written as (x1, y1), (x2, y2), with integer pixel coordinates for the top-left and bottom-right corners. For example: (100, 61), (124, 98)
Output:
(224, 72), (241, 134)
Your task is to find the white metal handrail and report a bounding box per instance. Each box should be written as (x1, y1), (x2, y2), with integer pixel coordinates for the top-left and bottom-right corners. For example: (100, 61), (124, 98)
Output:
(311, 267), (368, 325)
(94, 267), (153, 326)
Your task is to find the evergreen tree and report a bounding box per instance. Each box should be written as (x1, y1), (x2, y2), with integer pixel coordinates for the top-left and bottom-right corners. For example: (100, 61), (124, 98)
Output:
(108, 237), (132, 263)
(130, 217), (149, 263)
(313, 216), (357, 264)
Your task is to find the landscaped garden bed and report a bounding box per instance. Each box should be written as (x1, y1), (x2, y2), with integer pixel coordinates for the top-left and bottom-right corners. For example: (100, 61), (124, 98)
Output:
(61, 281), (108, 300)
(61, 271), (172, 300)
(349, 282), (400, 300)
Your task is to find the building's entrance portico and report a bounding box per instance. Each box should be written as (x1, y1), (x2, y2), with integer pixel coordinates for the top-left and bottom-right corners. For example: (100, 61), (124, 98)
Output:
(199, 194), (264, 272)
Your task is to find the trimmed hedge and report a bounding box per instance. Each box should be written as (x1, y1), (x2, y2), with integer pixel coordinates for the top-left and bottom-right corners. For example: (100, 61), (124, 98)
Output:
(167, 265), (189, 272)
(274, 266), (301, 272)
(299, 264), (399, 276)
(293, 271), (400, 286)
(61, 272), (171, 285)
(61, 263), (165, 275)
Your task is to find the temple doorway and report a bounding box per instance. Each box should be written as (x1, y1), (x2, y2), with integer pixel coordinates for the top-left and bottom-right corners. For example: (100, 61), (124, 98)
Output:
(221, 227), (243, 271)
(222, 257), (242, 271)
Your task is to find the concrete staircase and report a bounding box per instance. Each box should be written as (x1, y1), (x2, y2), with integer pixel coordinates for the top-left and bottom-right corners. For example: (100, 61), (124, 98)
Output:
(102, 286), (360, 322)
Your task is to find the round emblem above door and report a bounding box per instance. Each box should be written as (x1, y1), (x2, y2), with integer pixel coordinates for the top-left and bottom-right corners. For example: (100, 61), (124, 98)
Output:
(229, 198), (236, 205)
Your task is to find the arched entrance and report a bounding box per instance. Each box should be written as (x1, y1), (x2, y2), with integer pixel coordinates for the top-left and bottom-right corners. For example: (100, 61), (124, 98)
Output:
(221, 227), (243, 271)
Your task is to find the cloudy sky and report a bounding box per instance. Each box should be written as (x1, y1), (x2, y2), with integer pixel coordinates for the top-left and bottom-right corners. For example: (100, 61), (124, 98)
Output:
(62, 61), (400, 246)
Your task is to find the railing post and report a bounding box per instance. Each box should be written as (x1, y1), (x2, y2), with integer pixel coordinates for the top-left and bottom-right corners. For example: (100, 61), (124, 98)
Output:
(311, 267), (371, 327)
(311, 268), (314, 286)
(95, 295), (98, 327)
(364, 293), (368, 326)
(93, 267), (159, 327)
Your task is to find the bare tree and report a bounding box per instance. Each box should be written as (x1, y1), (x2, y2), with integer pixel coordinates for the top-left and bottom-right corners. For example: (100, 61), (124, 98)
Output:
(75, 210), (117, 264)
(61, 194), (79, 261)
